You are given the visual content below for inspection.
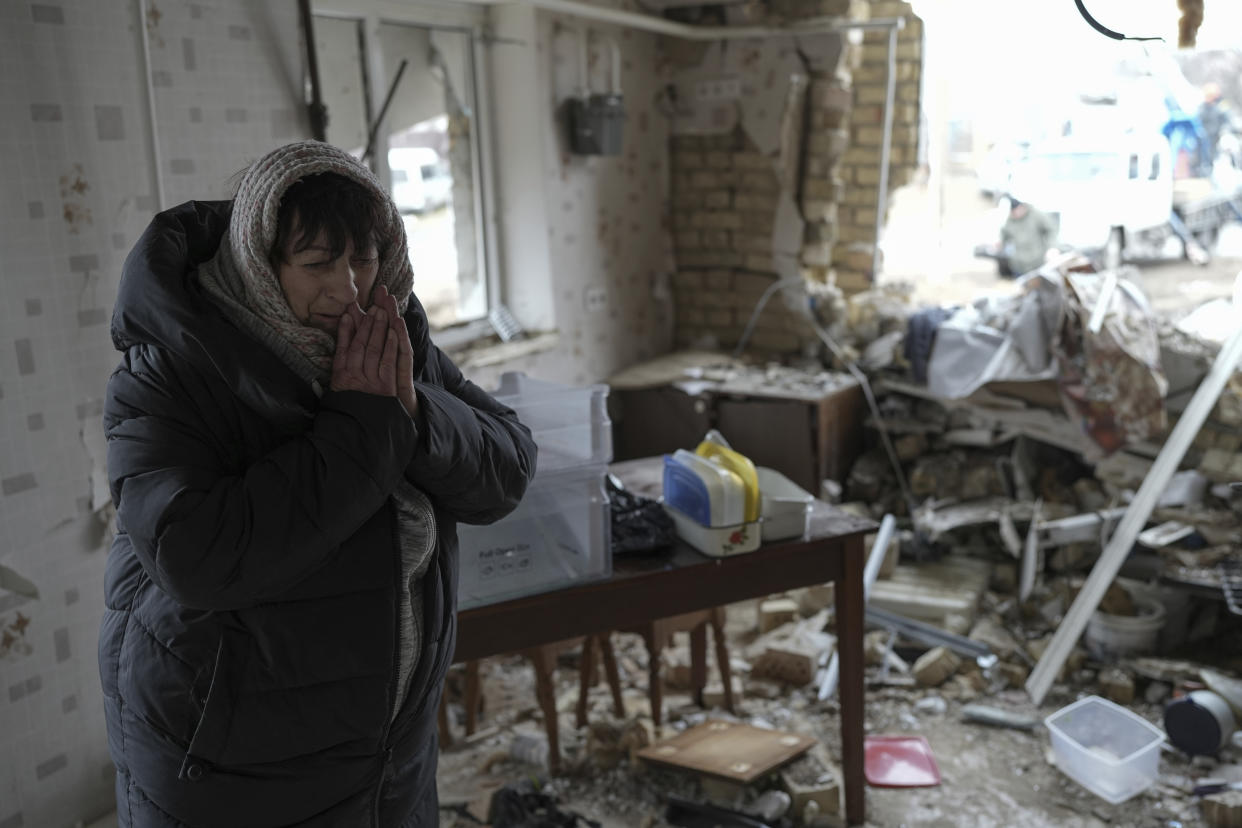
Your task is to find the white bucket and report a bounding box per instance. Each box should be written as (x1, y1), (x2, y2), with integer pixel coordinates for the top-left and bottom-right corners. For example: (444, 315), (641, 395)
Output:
(1085, 596), (1167, 660)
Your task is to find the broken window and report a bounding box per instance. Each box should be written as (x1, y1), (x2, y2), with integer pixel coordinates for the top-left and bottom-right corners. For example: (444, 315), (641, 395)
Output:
(313, 16), (492, 332)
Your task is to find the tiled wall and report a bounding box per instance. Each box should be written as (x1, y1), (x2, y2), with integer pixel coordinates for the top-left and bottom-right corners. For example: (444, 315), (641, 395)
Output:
(467, 7), (675, 389)
(0, 2), (303, 826)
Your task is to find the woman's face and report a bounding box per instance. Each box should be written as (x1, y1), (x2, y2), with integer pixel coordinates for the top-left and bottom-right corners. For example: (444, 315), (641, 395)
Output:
(276, 227), (380, 335)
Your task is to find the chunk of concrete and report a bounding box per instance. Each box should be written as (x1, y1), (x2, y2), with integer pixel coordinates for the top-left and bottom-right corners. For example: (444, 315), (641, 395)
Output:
(912, 646), (961, 687)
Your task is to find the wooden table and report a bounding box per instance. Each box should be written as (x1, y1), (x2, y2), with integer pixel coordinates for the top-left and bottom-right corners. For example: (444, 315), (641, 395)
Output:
(454, 457), (876, 825)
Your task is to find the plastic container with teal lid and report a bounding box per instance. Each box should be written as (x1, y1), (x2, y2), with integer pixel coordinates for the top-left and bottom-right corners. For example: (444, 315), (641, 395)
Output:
(665, 449), (745, 526)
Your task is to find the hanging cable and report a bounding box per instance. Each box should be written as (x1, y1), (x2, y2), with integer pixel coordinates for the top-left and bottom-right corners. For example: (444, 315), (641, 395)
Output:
(1073, 0), (1162, 42)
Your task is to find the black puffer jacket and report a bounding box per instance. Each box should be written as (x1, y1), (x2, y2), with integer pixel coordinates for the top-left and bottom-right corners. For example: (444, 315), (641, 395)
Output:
(100, 201), (536, 827)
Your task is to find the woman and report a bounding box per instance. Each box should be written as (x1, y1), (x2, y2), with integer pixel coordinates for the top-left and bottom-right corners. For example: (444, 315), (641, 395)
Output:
(101, 141), (536, 827)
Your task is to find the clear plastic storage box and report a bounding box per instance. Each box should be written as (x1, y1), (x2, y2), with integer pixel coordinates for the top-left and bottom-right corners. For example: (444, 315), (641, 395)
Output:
(492, 372), (612, 473)
(457, 463), (612, 610)
(1045, 695), (1165, 804)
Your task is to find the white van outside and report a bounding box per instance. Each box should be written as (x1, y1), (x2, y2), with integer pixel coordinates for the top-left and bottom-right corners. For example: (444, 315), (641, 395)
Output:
(388, 147), (453, 214)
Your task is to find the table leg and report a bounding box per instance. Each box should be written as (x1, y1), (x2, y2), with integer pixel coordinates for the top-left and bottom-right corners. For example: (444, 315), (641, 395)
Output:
(528, 646), (561, 774)
(837, 535), (866, 825)
(577, 635), (596, 728)
(597, 635), (626, 718)
(643, 629), (664, 734)
(437, 692), (452, 747)
(709, 608), (735, 713)
(464, 660), (481, 737)
(689, 623), (708, 708)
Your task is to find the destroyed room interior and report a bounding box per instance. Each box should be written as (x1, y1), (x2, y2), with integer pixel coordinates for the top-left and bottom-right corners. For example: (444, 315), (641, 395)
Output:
(6, 0), (1242, 826)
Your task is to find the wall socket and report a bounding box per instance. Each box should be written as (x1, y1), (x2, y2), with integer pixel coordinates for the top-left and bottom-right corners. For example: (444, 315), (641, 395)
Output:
(584, 286), (608, 312)
(695, 77), (741, 102)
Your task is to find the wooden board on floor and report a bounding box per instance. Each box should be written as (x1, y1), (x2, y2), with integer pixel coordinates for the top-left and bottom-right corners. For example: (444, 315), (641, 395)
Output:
(636, 719), (815, 784)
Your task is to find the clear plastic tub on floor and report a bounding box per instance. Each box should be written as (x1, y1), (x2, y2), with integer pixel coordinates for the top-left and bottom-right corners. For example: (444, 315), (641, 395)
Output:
(1044, 695), (1166, 804)
(457, 463), (611, 609)
(492, 372), (611, 472)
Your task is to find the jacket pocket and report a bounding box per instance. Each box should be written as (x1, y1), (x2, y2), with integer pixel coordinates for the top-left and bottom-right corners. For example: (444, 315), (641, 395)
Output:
(181, 627), (247, 777)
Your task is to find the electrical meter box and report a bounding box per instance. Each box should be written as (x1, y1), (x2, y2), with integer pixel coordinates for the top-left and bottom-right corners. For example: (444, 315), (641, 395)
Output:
(569, 93), (625, 156)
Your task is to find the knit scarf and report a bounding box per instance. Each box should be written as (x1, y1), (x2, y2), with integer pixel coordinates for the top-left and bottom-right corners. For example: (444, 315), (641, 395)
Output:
(198, 141), (415, 389)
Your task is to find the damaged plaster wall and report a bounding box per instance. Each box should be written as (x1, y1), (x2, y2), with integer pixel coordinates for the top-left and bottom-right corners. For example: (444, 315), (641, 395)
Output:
(0, 2), (305, 826)
(466, 1), (676, 389)
(666, 0), (924, 357)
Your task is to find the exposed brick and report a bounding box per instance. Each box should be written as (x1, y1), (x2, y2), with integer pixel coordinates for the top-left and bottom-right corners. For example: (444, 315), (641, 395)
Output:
(704, 190), (732, 209)
(802, 241), (835, 267)
(690, 171), (725, 189)
(834, 268), (872, 293)
(856, 165), (882, 186)
(740, 171), (779, 192)
(701, 290), (733, 309)
(674, 150), (705, 169)
(896, 104), (919, 125)
(704, 269), (734, 289)
(855, 83), (888, 105)
(732, 152), (772, 170)
(734, 192), (779, 212)
(744, 253), (776, 272)
(679, 250), (743, 268)
(854, 125), (885, 146)
(673, 270), (703, 289)
(702, 229), (731, 248)
(852, 104), (884, 126)
(806, 128), (850, 159)
(706, 309), (734, 327)
(836, 222), (877, 244)
(681, 308), (708, 326)
(675, 230), (701, 249)
(869, 1), (913, 17)
(898, 83), (920, 103)
(749, 328), (803, 352)
(690, 211), (743, 230)
(811, 108), (848, 130)
(897, 40), (922, 60)
(733, 271), (777, 294)
(801, 199), (837, 224)
(734, 234), (772, 254)
(803, 177), (838, 199)
(704, 151), (732, 169)
(809, 81), (853, 113)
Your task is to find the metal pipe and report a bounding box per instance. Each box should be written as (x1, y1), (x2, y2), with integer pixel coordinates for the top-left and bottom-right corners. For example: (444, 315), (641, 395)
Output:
(871, 22), (900, 279)
(818, 513), (897, 700)
(455, 0), (905, 41)
(136, 0), (166, 209)
(298, 0), (328, 141)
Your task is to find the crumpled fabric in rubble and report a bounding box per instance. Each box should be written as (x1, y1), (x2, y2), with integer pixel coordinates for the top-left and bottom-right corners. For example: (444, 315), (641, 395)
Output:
(925, 273), (1063, 399)
(1054, 270), (1168, 454)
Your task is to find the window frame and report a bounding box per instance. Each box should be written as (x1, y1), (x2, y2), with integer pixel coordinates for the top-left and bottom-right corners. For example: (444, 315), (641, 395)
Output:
(312, 1), (502, 348)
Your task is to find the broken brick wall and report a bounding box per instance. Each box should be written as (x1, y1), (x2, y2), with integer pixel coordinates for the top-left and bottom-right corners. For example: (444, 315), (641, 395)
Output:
(667, 0), (924, 357)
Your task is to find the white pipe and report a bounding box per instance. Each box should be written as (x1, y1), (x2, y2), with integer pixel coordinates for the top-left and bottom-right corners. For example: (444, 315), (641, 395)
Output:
(576, 24), (589, 98)
(457, 0), (905, 41)
(871, 23), (901, 279)
(137, 0), (166, 210)
(818, 513), (897, 701)
(605, 35), (621, 96)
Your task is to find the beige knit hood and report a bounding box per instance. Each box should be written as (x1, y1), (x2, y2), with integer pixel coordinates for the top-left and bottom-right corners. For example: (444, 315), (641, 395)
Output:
(199, 140), (415, 388)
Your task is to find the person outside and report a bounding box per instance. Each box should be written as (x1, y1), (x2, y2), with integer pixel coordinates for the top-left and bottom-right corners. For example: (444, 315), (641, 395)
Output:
(999, 196), (1058, 277)
(100, 140), (537, 826)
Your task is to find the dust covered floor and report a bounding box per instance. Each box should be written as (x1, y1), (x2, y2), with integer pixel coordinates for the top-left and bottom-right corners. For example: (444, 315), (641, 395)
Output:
(435, 601), (1228, 828)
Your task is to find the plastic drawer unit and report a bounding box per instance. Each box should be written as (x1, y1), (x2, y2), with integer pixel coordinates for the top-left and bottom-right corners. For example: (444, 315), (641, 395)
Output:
(457, 463), (611, 609)
(491, 372), (612, 473)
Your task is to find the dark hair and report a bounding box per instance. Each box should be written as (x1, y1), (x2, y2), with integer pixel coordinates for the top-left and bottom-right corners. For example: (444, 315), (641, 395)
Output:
(270, 172), (386, 263)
